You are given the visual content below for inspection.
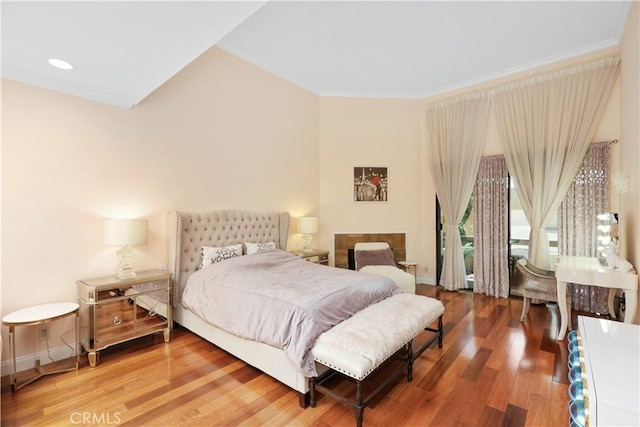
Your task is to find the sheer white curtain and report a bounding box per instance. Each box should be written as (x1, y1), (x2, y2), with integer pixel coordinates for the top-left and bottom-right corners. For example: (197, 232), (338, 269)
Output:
(558, 142), (610, 313)
(493, 58), (620, 269)
(426, 94), (490, 290)
(473, 155), (510, 298)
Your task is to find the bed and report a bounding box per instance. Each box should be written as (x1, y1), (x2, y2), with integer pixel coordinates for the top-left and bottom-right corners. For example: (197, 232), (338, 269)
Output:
(169, 210), (331, 404)
(167, 210), (441, 407)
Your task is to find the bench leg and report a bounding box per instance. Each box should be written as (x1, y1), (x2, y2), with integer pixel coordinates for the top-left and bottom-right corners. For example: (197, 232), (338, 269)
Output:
(355, 380), (364, 427)
(437, 315), (443, 348)
(406, 341), (414, 382)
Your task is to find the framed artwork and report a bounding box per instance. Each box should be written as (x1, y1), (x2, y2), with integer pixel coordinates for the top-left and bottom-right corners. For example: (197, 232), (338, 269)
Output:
(354, 167), (388, 201)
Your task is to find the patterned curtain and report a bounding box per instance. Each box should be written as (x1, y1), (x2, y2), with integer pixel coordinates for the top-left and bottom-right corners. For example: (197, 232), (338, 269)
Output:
(473, 155), (510, 298)
(558, 142), (610, 313)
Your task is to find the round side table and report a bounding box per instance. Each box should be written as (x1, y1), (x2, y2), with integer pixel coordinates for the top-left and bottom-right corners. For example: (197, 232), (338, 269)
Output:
(398, 261), (418, 280)
(2, 302), (80, 391)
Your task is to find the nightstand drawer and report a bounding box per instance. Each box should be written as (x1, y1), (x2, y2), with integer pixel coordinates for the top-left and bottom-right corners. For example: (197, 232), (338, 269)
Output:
(130, 279), (169, 293)
(307, 253), (329, 264)
(294, 249), (330, 265)
(97, 289), (124, 301)
(95, 299), (135, 344)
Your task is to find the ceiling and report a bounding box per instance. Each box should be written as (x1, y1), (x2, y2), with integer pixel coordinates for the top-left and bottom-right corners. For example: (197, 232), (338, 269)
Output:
(1, 1), (631, 109)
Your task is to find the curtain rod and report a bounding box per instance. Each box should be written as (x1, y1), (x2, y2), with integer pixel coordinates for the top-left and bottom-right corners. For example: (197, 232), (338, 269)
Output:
(595, 139), (618, 144)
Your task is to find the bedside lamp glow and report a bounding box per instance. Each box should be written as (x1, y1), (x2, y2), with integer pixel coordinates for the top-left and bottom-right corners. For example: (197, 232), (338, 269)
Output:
(104, 219), (148, 280)
(299, 217), (318, 253)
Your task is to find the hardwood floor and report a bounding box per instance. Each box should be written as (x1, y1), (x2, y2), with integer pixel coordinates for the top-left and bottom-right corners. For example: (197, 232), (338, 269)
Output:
(1, 285), (579, 427)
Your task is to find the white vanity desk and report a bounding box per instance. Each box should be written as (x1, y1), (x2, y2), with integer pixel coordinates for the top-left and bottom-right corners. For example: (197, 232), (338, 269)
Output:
(578, 316), (640, 426)
(556, 256), (637, 341)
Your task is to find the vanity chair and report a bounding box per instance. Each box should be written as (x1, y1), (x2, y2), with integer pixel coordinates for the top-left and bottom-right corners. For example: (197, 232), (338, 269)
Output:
(353, 242), (416, 293)
(516, 258), (570, 322)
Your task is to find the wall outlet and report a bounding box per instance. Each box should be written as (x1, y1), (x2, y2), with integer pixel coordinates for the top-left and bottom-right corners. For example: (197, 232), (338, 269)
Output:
(160, 265), (167, 272)
(40, 327), (48, 340)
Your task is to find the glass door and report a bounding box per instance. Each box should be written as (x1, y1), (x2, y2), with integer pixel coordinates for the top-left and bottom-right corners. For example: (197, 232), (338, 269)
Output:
(508, 179), (558, 295)
(435, 196), (474, 289)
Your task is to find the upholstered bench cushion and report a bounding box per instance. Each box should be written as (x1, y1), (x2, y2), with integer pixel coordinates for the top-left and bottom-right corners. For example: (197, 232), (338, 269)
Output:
(312, 293), (444, 381)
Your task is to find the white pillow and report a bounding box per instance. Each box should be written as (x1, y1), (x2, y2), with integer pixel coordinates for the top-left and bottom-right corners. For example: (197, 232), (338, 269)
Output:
(200, 244), (243, 269)
(245, 241), (277, 255)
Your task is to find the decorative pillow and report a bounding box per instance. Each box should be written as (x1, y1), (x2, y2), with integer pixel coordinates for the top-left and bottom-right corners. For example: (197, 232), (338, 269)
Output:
(200, 244), (243, 269)
(245, 241), (277, 255)
(355, 248), (396, 270)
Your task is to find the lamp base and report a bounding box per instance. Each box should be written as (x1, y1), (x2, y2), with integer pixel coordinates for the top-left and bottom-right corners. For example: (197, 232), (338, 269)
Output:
(302, 234), (314, 253)
(114, 245), (137, 280)
(115, 267), (137, 280)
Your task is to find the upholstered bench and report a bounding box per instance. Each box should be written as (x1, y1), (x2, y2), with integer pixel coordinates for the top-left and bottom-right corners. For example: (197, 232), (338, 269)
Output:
(310, 293), (444, 427)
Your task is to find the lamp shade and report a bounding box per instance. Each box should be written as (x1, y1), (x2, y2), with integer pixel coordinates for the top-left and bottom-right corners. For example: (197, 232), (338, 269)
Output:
(299, 217), (318, 234)
(104, 219), (148, 246)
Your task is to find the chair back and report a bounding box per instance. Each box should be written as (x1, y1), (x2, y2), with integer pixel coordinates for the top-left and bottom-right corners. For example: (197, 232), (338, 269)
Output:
(354, 242), (391, 252)
(516, 258), (558, 301)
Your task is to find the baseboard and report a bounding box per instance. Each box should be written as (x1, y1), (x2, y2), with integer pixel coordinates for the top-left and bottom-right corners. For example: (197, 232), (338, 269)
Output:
(1, 342), (78, 377)
(417, 275), (436, 286)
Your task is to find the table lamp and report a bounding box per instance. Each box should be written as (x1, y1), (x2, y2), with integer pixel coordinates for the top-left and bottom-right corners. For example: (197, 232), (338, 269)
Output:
(299, 217), (318, 253)
(104, 218), (148, 280)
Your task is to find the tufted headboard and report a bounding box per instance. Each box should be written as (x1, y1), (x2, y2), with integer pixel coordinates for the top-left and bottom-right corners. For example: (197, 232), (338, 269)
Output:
(167, 210), (290, 307)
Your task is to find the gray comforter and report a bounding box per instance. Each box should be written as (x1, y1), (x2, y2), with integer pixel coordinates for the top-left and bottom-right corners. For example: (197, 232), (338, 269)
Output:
(181, 249), (400, 376)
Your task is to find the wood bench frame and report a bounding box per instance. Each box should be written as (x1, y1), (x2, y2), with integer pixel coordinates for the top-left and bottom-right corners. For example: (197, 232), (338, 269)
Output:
(309, 315), (443, 427)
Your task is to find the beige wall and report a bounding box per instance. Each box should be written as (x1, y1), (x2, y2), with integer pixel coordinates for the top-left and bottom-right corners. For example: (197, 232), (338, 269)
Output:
(1, 47), (319, 359)
(317, 98), (426, 273)
(619, 1), (640, 323)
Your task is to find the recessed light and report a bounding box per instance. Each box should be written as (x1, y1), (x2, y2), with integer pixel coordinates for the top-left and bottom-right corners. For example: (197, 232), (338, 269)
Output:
(48, 58), (73, 70)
